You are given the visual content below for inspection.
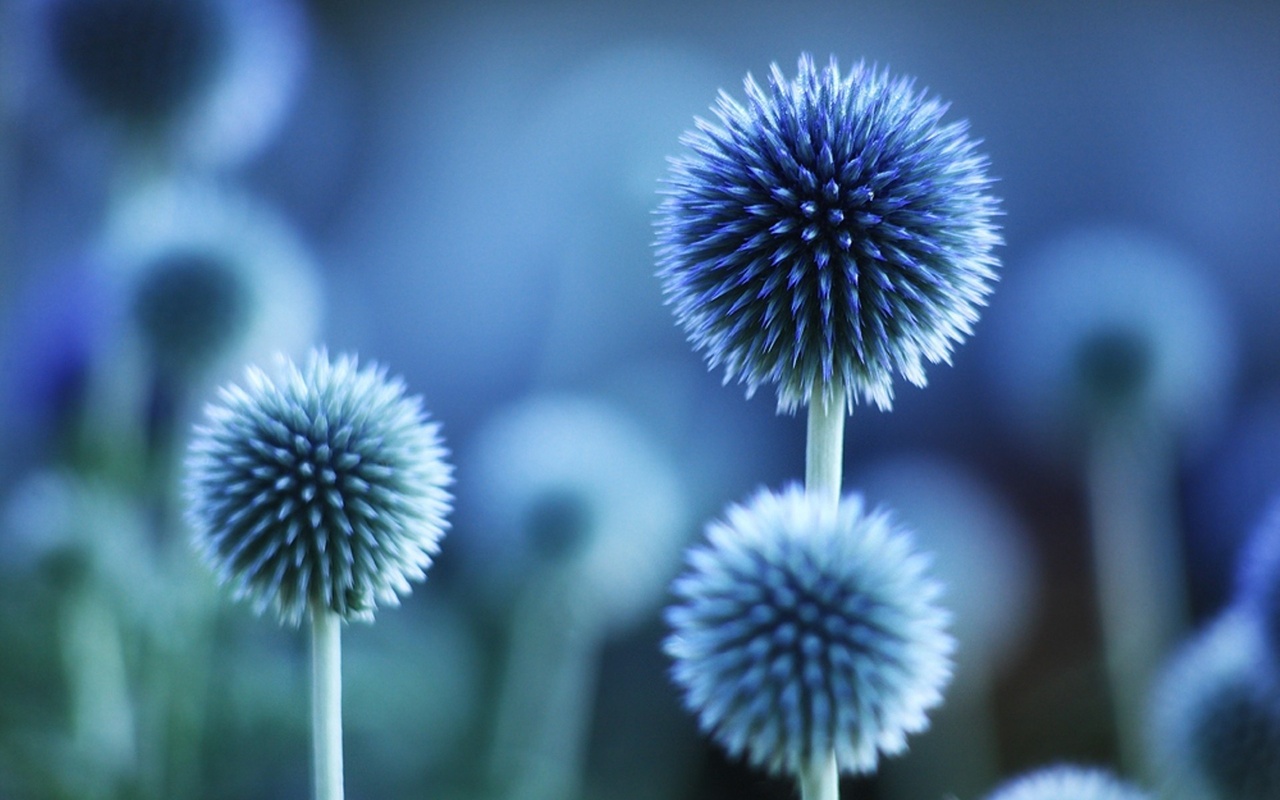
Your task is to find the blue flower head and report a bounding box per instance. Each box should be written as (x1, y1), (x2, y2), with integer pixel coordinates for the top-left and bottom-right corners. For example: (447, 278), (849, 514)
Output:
(656, 54), (1001, 412)
(664, 485), (954, 777)
(983, 765), (1150, 800)
(185, 349), (453, 625)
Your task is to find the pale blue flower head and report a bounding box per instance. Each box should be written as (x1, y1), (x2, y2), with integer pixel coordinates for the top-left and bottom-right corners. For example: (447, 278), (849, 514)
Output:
(185, 349), (453, 625)
(664, 485), (953, 777)
(983, 765), (1150, 800)
(1149, 612), (1280, 800)
(656, 54), (1001, 412)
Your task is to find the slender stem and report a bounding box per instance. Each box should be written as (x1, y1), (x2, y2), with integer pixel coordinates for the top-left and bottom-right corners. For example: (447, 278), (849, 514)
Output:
(1084, 420), (1188, 779)
(803, 384), (845, 800)
(311, 610), (344, 800)
(488, 569), (601, 800)
(805, 384), (846, 512)
(799, 752), (840, 800)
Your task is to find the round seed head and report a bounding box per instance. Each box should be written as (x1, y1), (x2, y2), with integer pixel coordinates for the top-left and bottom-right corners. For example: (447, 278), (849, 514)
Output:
(185, 349), (453, 625)
(983, 765), (1150, 800)
(664, 485), (954, 777)
(1149, 612), (1280, 800)
(656, 54), (1001, 413)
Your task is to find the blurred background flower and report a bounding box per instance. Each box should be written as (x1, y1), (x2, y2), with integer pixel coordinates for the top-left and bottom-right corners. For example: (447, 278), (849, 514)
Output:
(3, 1), (1280, 799)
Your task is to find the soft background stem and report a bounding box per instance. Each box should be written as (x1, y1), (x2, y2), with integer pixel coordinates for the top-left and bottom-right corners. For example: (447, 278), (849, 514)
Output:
(1085, 419), (1189, 779)
(311, 610), (345, 800)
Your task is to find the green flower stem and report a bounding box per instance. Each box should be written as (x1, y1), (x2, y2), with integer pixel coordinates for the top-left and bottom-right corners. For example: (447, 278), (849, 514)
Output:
(61, 580), (136, 787)
(799, 751), (839, 800)
(803, 383), (845, 800)
(311, 609), (344, 800)
(1085, 419), (1189, 779)
(489, 568), (600, 800)
(805, 384), (846, 513)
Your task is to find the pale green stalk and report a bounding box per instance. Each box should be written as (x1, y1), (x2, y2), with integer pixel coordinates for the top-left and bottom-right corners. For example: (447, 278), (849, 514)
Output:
(802, 383), (846, 800)
(1085, 420), (1189, 780)
(311, 610), (344, 800)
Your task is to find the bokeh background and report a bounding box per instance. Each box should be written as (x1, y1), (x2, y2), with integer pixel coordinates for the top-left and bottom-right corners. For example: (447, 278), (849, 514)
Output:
(2, 1), (1279, 799)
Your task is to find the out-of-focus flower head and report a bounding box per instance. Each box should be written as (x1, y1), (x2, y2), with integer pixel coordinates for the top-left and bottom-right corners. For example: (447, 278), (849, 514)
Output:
(1148, 611), (1280, 800)
(27, 0), (307, 167)
(665, 485), (953, 777)
(460, 393), (689, 631)
(185, 349), (453, 625)
(982, 764), (1150, 800)
(985, 226), (1235, 454)
(103, 179), (322, 381)
(657, 54), (1001, 413)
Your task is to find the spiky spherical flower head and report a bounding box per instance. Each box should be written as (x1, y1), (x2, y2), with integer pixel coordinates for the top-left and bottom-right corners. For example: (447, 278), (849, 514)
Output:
(664, 485), (954, 777)
(1149, 612), (1280, 800)
(185, 349), (453, 625)
(983, 765), (1150, 800)
(656, 54), (1000, 412)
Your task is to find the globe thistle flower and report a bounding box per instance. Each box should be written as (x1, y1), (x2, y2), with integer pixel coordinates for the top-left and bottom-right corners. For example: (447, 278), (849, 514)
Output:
(664, 485), (953, 777)
(29, 0), (306, 166)
(460, 393), (689, 631)
(185, 349), (453, 625)
(984, 226), (1236, 454)
(982, 765), (1150, 800)
(105, 179), (322, 379)
(1148, 612), (1280, 800)
(656, 54), (1001, 412)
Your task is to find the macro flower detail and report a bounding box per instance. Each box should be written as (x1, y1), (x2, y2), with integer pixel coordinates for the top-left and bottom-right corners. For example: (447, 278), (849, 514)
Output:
(664, 485), (953, 776)
(983, 765), (1150, 800)
(656, 54), (1000, 412)
(185, 349), (453, 625)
